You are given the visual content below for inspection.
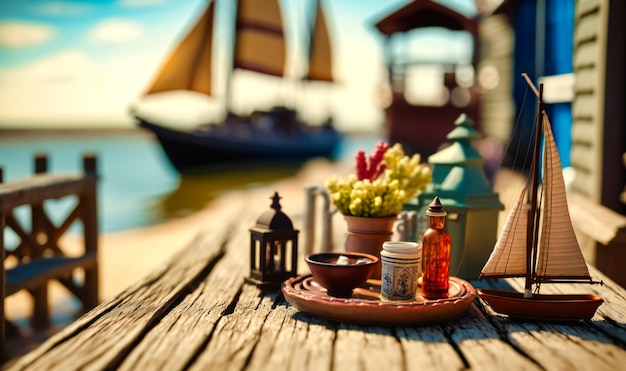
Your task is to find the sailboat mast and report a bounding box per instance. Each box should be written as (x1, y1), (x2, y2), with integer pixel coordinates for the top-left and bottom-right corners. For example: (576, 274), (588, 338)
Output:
(293, 0), (318, 117)
(223, 0), (238, 118)
(304, 0), (317, 79)
(524, 83), (544, 298)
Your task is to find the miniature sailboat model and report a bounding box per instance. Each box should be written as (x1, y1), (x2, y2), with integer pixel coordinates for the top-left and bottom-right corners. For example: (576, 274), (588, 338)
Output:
(477, 75), (603, 321)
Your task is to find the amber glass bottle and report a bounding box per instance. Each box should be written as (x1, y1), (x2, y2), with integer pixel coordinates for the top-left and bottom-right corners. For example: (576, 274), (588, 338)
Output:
(421, 197), (451, 299)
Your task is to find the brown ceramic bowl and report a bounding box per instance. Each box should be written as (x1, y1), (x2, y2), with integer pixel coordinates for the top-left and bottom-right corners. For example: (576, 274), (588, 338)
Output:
(305, 252), (379, 298)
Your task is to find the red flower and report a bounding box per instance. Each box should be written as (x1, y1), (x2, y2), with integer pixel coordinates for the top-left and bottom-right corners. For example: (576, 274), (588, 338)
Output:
(355, 141), (389, 181)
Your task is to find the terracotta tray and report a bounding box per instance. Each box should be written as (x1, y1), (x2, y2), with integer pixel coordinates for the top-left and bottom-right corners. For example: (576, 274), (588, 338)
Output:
(282, 275), (476, 326)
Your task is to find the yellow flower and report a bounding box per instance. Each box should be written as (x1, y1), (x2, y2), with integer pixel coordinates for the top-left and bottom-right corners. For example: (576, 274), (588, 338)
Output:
(326, 142), (431, 217)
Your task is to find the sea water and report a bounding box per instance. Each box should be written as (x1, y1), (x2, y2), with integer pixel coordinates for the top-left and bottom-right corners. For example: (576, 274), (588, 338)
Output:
(0, 130), (383, 237)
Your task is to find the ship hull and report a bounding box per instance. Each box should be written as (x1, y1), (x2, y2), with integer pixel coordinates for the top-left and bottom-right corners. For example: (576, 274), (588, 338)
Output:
(135, 117), (342, 173)
(477, 289), (603, 321)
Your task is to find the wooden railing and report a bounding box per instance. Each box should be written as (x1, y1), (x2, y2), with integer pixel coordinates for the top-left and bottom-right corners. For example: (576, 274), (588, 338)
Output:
(0, 153), (99, 354)
(569, 192), (626, 287)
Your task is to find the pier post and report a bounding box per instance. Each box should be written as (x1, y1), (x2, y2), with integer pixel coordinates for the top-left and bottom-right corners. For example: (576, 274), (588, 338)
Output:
(81, 153), (99, 309)
(31, 153), (50, 327)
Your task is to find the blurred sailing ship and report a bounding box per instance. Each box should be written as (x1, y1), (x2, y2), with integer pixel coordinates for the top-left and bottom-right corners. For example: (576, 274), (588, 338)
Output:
(132, 0), (342, 172)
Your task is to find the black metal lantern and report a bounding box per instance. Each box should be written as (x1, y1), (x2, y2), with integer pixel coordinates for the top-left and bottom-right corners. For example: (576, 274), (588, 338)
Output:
(248, 192), (299, 288)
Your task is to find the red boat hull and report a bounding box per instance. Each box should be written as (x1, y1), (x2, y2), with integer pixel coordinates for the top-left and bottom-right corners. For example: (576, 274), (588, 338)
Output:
(477, 289), (603, 320)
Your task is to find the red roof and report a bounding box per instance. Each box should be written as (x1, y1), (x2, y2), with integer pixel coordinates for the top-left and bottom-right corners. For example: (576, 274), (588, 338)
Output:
(374, 0), (477, 35)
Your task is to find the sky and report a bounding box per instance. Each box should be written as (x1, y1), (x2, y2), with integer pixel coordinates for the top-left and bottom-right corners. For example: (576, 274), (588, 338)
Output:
(0, 0), (477, 132)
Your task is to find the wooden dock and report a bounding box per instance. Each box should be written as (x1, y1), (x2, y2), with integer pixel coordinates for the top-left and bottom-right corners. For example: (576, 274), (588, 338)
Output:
(5, 159), (626, 370)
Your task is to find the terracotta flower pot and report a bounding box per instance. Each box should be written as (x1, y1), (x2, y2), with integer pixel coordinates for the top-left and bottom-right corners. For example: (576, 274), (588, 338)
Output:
(343, 215), (398, 279)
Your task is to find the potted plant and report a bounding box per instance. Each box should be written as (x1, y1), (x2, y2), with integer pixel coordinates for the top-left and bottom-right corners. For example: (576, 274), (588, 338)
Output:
(325, 141), (431, 276)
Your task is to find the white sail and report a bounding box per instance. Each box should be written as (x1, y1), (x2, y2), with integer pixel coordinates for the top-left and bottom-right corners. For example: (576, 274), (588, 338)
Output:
(481, 187), (529, 278)
(536, 114), (591, 280)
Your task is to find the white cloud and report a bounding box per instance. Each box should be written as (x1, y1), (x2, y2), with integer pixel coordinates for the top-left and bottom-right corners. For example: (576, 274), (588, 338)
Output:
(35, 2), (97, 17)
(0, 50), (90, 85)
(88, 19), (144, 44)
(119, 0), (167, 7)
(0, 51), (97, 124)
(0, 48), (160, 128)
(0, 21), (55, 48)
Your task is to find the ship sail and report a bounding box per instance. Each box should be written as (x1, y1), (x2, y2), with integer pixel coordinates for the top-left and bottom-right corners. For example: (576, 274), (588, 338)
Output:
(480, 188), (529, 278)
(146, 1), (215, 95)
(536, 114), (591, 281)
(143, 0), (333, 95)
(481, 112), (592, 284)
(306, 0), (333, 82)
(234, 0), (286, 77)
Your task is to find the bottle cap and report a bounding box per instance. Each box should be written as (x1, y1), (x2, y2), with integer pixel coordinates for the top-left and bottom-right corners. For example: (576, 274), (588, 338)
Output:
(426, 196), (447, 216)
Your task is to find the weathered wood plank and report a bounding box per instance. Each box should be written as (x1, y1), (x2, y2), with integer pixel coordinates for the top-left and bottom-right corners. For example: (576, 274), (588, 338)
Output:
(6, 215), (232, 370)
(446, 305), (540, 370)
(245, 303), (335, 370)
(510, 321), (626, 371)
(5, 253), (97, 295)
(569, 193), (626, 245)
(0, 174), (96, 212)
(480, 305), (626, 371)
(333, 324), (402, 371)
(584, 265), (626, 344)
(188, 284), (279, 370)
(395, 326), (465, 370)
(120, 196), (257, 370)
(118, 249), (245, 370)
(185, 189), (301, 370)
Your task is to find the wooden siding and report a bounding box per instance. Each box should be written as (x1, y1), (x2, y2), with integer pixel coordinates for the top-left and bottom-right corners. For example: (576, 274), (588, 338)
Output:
(477, 13), (514, 143)
(571, 0), (608, 201)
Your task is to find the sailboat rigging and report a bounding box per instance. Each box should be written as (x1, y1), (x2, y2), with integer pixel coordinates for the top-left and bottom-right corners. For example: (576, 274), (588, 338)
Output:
(477, 73), (603, 321)
(132, 0), (342, 173)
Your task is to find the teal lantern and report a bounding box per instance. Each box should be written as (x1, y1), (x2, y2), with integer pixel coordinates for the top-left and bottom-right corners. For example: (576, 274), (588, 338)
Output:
(404, 114), (504, 280)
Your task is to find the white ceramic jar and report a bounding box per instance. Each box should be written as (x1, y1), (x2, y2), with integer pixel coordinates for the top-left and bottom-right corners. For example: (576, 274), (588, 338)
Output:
(380, 241), (421, 301)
